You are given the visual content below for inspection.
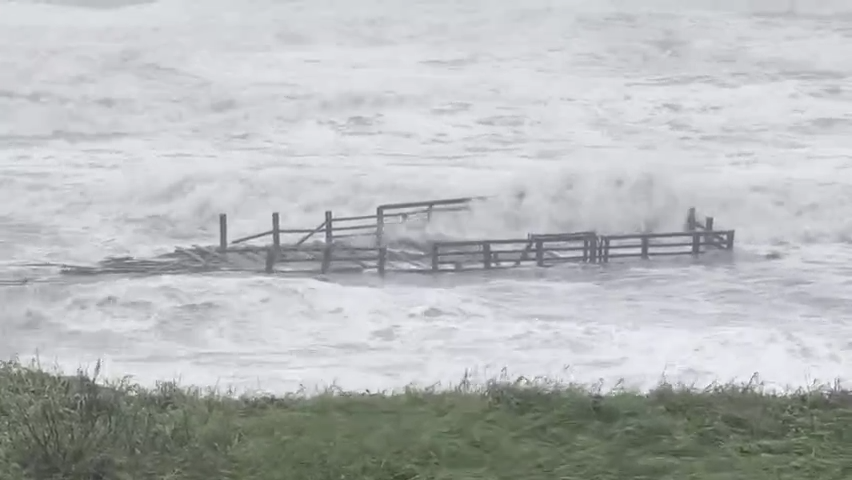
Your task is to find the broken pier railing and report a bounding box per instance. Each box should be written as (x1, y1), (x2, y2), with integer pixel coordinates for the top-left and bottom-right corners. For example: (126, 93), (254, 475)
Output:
(214, 198), (735, 275)
(218, 196), (479, 251)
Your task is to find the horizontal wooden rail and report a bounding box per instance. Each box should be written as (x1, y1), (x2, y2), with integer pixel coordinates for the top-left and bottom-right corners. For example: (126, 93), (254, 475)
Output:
(438, 249), (534, 257)
(220, 196), (486, 251)
(333, 213), (379, 222)
(603, 231), (726, 240)
(609, 242), (694, 249)
(231, 227), (319, 245)
(273, 246), (379, 253)
(327, 224), (376, 233)
(275, 255), (380, 263)
(530, 231), (597, 240)
(377, 196), (483, 211)
(541, 245), (590, 252)
(334, 205), (468, 224)
(435, 238), (544, 248)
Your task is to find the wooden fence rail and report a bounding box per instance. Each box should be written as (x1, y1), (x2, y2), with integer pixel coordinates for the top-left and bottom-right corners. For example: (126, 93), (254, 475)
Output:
(214, 199), (734, 276)
(255, 229), (734, 275)
(427, 230), (734, 272)
(220, 196), (480, 251)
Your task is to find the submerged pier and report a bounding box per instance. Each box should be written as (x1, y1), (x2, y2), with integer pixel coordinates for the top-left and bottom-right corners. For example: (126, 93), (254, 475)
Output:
(59, 196), (735, 278)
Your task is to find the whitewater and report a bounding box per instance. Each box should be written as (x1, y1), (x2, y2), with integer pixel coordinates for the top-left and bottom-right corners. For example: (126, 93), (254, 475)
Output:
(1, 0), (851, 394)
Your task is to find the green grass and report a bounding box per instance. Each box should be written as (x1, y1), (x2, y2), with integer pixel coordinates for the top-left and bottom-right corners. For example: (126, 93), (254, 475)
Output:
(1, 360), (852, 480)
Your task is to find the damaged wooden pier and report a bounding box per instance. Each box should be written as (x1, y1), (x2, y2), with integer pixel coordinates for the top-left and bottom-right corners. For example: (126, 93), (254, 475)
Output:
(221, 197), (733, 276)
(56, 196), (734, 278)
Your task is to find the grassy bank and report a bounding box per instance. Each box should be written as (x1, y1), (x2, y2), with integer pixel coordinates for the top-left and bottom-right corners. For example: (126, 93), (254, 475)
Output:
(1, 361), (851, 480)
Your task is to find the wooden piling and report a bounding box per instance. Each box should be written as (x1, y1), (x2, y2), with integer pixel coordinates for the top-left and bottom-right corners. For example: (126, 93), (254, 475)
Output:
(431, 244), (439, 272)
(535, 240), (544, 267)
(692, 232), (700, 255)
(265, 248), (274, 274)
(704, 216), (714, 247)
(602, 237), (611, 263)
(641, 236), (649, 259)
(272, 212), (280, 248)
(378, 246), (387, 276)
(726, 230), (735, 250)
(376, 207), (385, 247)
(483, 242), (492, 269)
(321, 243), (332, 273)
(686, 207), (697, 231)
(589, 237), (597, 263)
(324, 210), (333, 244)
(218, 214), (227, 252)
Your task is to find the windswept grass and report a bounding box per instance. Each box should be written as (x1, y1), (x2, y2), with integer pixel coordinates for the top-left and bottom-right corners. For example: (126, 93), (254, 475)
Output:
(1, 359), (851, 479)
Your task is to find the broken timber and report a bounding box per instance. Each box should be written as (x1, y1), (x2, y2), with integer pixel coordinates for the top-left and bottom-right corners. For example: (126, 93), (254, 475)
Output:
(58, 198), (734, 278)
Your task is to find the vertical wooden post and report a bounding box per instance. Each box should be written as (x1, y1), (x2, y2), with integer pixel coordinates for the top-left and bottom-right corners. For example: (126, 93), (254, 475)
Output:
(427, 204), (434, 221)
(704, 216), (714, 247)
(686, 207), (697, 231)
(692, 232), (700, 255)
(378, 246), (387, 276)
(324, 210), (333, 244)
(726, 230), (735, 250)
(535, 240), (544, 267)
(641, 236), (649, 259)
(483, 242), (492, 269)
(321, 243), (332, 273)
(376, 207), (384, 247)
(265, 248), (275, 273)
(589, 236), (597, 263)
(431, 243), (439, 272)
(272, 212), (280, 248)
(218, 214), (227, 252)
(603, 238), (611, 263)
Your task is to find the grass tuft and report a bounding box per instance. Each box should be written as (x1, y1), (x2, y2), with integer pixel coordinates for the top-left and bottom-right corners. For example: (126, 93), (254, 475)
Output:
(1, 359), (851, 479)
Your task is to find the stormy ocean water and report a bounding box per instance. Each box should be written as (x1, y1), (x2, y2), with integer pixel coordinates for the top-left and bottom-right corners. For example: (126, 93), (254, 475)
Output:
(1, 0), (851, 393)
